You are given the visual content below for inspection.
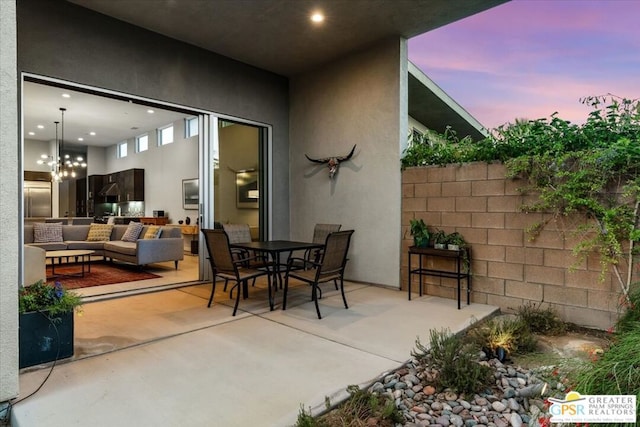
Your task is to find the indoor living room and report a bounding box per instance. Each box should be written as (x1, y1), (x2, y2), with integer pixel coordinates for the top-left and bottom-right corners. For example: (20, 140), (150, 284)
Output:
(22, 78), (262, 298)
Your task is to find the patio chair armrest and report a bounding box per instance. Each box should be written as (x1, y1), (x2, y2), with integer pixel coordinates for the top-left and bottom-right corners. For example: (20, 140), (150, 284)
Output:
(286, 256), (320, 270)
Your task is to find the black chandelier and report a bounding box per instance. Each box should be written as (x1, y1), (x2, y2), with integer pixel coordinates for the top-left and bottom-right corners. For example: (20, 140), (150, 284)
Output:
(37, 108), (87, 181)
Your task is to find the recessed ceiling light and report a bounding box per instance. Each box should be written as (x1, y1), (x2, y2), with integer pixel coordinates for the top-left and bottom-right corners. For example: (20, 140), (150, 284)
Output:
(37, 125), (44, 129)
(89, 131), (96, 136)
(147, 109), (155, 114)
(78, 137), (84, 141)
(28, 131), (35, 136)
(311, 12), (324, 23)
(62, 93), (71, 98)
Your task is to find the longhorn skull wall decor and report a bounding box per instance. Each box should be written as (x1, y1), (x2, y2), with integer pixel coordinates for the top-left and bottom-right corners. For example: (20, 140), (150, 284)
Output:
(305, 144), (356, 179)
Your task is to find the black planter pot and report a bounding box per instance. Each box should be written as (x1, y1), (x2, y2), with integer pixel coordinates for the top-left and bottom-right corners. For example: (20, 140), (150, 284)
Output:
(19, 311), (74, 368)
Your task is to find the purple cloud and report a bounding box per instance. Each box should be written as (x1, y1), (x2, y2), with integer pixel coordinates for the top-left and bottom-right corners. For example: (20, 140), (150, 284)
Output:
(409, 0), (640, 130)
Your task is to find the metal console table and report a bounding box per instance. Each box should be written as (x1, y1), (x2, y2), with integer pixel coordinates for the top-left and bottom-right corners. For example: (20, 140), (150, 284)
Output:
(407, 246), (471, 309)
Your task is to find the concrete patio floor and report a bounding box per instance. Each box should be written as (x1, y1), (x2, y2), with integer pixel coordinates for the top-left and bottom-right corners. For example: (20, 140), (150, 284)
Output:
(12, 280), (498, 426)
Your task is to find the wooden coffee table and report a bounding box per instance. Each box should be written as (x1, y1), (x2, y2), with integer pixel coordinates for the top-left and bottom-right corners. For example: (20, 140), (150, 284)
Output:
(45, 249), (95, 279)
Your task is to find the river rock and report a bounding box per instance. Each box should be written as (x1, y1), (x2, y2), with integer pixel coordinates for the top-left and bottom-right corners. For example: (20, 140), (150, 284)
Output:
(491, 401), (507, 412)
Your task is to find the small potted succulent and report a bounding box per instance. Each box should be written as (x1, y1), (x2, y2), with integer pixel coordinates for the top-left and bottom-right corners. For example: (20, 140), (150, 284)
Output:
(445, 232), (467, 251)
(409, 218), (430, 248)
(432, 229), (448, 249)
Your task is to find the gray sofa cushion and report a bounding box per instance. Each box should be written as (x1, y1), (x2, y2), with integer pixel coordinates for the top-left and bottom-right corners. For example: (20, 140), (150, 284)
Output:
(103, 241), (138, 256)
(62, 225), (91, 241)
(65, 240), (108, 251)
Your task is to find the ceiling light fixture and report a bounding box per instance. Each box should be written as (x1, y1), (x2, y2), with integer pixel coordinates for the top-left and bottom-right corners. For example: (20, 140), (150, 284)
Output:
(310, 12), (324, 23)
(36, 107), (87, 181)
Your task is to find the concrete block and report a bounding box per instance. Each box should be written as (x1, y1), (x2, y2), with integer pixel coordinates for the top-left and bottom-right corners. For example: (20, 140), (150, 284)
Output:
(472, 180), (505, 196)
(486, 294), (523, 311)
(414, 182), (441, 198)
(442, 181), (471, 197)
(427, 197), (455, 212)
(543, 285), (587, 307)
(587, 290), (619, 312)
(488, 261), (523, 281)
(427, 165), (456, 183)
(565, 269), (612, 291)
(454, 227), (487, 244)
(441, 212), (471, 228)
(472, 212), (505, 229)
(402, 183), (414, 198)
(563, 305), (614, 330)
(487, 163), (507, 179)
(471, 244), (505, 262)
(456, 196), (487, 212)
(505, 280), (543, 300)
(488, 229), (524, 247)
(525, 230), (565, 249)
(456, 162), (487, 181)
(403, 197), (426, 212)
(488, 196), (520, 213)
(543, 248), (586, 270)
(473, 276), (505, 295)
(525, 265), (565, 286)
(402, 167), (428, 183)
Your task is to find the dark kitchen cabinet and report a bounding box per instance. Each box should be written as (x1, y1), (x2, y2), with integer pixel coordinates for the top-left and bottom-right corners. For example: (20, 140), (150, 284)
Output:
(88, 175), (104, 200)
(119, 169), (144, 202)
(75, 177), (87, 216)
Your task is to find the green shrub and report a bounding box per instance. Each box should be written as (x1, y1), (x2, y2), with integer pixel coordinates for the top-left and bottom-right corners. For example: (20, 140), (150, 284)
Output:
(467, 316), (537, 357)
(515, 302), (566, 335)
(615, 284), (640, 333)
(296, 386), (402, 427)
(412, 329), (491, 394)
(572, 326), (640, 427)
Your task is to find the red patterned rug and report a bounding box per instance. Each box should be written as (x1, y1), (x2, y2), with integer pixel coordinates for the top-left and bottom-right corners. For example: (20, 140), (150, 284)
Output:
(46, 262), (161, 289)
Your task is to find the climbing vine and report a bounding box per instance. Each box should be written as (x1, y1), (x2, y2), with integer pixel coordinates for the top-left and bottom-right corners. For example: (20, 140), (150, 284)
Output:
(402, 94), (640, 302)
(504, 95), (640, 301)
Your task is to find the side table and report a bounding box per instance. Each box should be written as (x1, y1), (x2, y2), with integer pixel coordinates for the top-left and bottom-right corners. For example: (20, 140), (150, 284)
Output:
(407, 246), (471, 309)
(181, 225), (199, 255)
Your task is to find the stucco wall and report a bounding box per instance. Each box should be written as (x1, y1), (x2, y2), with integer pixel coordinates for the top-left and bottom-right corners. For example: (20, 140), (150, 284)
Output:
(0, 0), (19, 403)
(402, 163), (622, 330)
(16, 0), (290, 235)
(289, 38), (405, 287)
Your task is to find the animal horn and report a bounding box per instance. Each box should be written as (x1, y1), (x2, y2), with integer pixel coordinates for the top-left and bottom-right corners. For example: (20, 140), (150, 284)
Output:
(336, 144), (356, 162)
(305, 153), (329, 164)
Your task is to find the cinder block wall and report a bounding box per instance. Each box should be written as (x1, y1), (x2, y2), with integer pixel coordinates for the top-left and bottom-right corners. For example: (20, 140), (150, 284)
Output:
(401, 162), (623, 330)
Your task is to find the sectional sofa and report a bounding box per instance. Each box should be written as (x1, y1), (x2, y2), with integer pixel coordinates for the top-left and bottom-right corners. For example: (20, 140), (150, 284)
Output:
(24, 223), (184, 269)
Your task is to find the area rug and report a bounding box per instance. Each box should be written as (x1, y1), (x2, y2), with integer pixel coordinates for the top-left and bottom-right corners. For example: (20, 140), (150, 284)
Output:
(46, 262), (161, 289)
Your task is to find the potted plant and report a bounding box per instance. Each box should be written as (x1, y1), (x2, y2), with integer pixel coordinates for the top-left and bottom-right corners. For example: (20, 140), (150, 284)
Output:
(446, 232), (467, 251)
(18, 280), (82, 368)
(432, 229), (448, 249)
(409, 218), (430, 248)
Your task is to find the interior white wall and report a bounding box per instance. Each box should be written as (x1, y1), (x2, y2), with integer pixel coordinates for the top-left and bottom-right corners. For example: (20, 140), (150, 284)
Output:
(289, 38), (405, 287)
(216, 124), (260, 227)
(102, 117), (198, 223)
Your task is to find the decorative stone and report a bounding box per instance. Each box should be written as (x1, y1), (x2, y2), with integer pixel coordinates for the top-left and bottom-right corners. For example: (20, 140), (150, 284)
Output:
(509, 413), (523, 427)
(423, 385), (436, 395)
(491, 401), (507, 412)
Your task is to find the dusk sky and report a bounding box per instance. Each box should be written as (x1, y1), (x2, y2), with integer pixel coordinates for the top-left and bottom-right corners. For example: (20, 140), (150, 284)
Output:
(408, 0), (639, 131)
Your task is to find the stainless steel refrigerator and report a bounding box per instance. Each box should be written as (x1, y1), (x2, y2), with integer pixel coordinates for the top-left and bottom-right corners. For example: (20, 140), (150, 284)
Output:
(24, 180), (52, 218)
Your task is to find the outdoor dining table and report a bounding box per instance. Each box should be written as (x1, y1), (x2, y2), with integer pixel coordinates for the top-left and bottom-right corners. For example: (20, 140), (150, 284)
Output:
(230, 240), (325, 292)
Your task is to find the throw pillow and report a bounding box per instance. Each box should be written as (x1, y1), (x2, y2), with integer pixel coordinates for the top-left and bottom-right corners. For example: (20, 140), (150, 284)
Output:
(121, 222), (144, 242)
(86, 223), (114, 241)
(33, 222), (64, 243)
(143, 225), (162, 239)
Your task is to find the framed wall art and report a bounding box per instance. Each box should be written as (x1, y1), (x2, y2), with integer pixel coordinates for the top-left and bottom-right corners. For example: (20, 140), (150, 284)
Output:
(182, 178), (199, 210)
(236, 171), (259, 209)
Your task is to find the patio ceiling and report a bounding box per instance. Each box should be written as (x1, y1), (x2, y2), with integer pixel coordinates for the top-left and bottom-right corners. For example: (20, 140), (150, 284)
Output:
(66, 0), (506, 77)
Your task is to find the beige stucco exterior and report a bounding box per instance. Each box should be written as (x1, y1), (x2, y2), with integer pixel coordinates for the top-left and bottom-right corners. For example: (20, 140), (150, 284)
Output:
(290, 38), (406, 286)
(0, 0), (19, 403)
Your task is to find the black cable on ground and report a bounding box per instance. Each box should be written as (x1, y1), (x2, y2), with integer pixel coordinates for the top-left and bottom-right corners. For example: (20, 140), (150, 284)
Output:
(1, 311), (61, 424)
